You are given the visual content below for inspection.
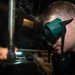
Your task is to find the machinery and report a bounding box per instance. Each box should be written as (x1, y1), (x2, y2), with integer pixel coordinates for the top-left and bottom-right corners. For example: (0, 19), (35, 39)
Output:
(0, 0), (74, 75)
(0, 0), (39, 75)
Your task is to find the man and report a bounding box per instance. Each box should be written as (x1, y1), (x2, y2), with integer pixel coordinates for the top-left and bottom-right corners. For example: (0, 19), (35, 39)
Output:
(40, 1), (75, 54)
(39, 1), (75, 75)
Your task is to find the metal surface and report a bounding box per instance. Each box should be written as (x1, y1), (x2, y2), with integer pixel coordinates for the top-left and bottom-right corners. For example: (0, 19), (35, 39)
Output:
(7, 0), (16, 60)
(18, 49), (48, 53)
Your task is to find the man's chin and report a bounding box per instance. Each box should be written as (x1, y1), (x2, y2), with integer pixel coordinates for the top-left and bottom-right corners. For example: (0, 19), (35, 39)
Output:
(56, 50), (62, 54)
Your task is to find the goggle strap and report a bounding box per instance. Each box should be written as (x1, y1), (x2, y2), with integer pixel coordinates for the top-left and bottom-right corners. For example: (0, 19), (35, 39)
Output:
(61, 18), (73, 53)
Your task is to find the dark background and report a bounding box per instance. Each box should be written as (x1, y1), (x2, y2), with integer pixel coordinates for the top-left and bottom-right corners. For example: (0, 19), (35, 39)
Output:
(0, 0), (75, 49)
(1, 0), (75, 16)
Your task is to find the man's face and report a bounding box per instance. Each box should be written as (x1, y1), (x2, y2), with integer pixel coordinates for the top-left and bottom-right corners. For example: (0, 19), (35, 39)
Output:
(44, 16), (75, 54)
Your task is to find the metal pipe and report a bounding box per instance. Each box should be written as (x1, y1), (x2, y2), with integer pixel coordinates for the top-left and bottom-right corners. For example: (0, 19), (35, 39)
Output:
(7, 0), (16, 60)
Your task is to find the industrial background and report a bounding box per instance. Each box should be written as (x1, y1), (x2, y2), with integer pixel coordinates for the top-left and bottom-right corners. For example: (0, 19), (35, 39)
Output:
(0, 0), (75, 75)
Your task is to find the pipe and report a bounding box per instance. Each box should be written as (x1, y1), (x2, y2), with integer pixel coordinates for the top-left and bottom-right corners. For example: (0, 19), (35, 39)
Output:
(7, 0), (16, 60)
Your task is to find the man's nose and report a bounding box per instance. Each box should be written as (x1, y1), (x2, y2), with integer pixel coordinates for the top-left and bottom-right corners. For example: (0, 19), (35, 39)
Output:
(52, 44), (57, 48)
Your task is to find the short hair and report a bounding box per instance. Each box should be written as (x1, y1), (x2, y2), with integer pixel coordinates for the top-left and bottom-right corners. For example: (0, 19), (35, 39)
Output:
(40, 1), (75, 23)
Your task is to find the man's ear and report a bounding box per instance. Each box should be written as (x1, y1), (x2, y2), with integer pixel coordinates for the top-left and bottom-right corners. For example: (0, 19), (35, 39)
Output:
(70, 18), (75, 28)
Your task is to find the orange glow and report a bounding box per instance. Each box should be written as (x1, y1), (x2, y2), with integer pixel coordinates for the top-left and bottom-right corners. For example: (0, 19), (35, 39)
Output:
(23, 18), (34, 28)
(0, 47), (18, 60)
